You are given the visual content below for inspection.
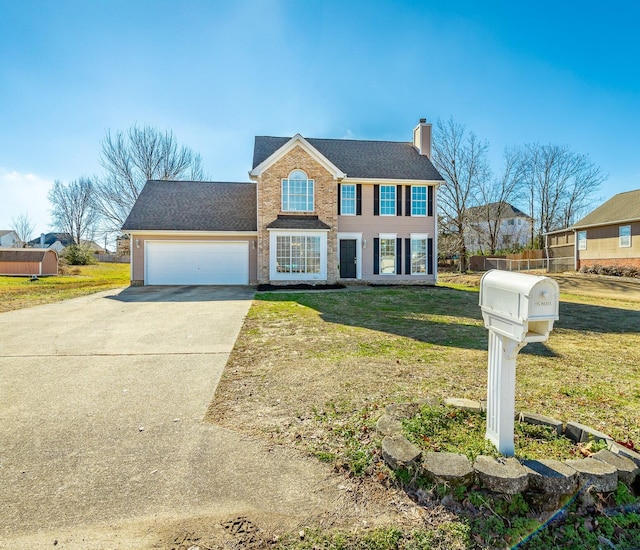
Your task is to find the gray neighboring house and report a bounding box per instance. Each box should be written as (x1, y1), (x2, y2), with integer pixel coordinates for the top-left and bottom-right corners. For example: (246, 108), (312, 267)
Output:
(0, 230), (20, 248)
(123, 119), (444, 286)
(464, 202), (532, 253)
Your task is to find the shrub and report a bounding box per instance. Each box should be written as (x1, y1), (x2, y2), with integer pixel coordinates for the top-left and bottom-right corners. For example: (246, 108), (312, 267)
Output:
(580, 264), (639, 278)
(61, 244), (97, 266)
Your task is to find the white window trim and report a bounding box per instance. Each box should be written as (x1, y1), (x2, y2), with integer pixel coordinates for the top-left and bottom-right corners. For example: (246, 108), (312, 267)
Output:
(281, 170), (314, 212)
(411, 186), (428, 217)
(379, 233), (397, 275)
(340, 183), (357, 216)
(410, 233), (429, 276)
(379, 184), (396, 217)
(268, 229), (327, 281)
(337, 232), (363, 279)
(620, 225), (631, 248)
(577, 231), (587, 251)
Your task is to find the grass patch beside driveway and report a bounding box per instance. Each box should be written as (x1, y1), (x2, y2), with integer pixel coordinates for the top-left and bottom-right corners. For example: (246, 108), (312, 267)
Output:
(208, 284), (640, 462)
(0, 262), (130, 313)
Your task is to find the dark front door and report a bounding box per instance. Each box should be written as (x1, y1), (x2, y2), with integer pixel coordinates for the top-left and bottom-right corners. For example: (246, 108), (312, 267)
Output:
(339, 239), (357, 278)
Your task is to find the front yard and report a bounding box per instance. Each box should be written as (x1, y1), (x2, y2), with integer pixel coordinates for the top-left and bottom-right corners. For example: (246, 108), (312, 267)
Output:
(0, 262), (130, 313)
(207, 278), (640, 548)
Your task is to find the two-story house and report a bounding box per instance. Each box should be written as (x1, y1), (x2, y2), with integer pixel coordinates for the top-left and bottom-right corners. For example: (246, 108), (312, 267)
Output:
(464, 202), (532, 254)
(122, 120), (444, 286)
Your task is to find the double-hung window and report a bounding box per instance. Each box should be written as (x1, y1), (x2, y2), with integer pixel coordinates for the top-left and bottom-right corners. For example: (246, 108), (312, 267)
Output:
(380, 236), (396, 274)
(411, 235), (428, 274)
(380, 185), (396, 216)
(282, 170), (314, 212)
(340, 184), (356, 215)
(577, 231), (587, 251)
(620, 225), (631, 248)
(411, 186), (427, 216)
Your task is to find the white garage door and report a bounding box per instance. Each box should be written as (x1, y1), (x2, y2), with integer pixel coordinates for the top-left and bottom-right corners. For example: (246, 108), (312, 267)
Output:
(146, 241), (249, 285)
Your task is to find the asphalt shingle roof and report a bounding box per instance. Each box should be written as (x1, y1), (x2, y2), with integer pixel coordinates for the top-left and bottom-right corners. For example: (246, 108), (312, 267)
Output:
(122, 181), (257, 232)
(253, 136), (444, 181)
(466, 202), (531, 220)
(266, 215), (331, 230)
(573, 189), (640, 228)
(0, 248), (53, 262)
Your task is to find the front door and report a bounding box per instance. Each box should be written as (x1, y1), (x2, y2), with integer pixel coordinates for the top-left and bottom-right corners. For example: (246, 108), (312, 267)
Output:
(339, 239), (357, 278)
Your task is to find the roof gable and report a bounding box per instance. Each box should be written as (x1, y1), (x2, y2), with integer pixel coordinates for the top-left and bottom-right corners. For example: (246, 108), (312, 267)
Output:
(466, 202), (531, 221)
(250, 134), (346, 179)
(573, 189), (640, 228)
(252, 135), (444, 181)
(122, 180), (257, 232)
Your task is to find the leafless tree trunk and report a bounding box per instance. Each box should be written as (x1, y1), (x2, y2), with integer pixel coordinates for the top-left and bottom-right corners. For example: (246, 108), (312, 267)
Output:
(48, 178), (97, 245)
(432, 118), (491, 272)
(520, 144), (605, 248)
(93, 125), (207, 231)
(476, 147), (525, 254)
(10, 212), (36, 246)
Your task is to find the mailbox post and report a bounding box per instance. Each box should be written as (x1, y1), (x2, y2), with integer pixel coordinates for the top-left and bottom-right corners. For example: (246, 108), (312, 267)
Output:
(479, 270), (559, 456)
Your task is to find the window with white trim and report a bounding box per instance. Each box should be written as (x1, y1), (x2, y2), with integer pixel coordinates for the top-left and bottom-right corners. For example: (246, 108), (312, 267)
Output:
(411, 186), (427, 216)
(577, 231), (587, 250)
(341, 184), (356, 215)
(276, 235), (321, 274)
(380, 185), (396, 216)
(282, 170), (314, 212)
(620, 225), (631, 248)
(380, 237), (396, 274)
(411, 235), (428, 274)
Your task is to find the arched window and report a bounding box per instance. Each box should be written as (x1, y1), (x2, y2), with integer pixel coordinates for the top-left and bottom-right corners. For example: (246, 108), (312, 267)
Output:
(282, 170), (314, 212)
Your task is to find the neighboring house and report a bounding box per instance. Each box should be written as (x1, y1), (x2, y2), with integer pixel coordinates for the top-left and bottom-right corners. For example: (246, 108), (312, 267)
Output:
(0, 247), (58, 276)
(123, 119), (444, 286)
(116, 235), (130, 256)
(0, 230), (21, 248)
(28, 232), (75, 253)
(464, 202), (532, 254)
(572, 189), (640, 270)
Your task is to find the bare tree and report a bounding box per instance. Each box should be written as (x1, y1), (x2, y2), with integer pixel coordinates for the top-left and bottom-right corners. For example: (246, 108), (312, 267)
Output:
(432, 117), (491, 271)
(473, 147), (525, 254)
(48, 177), (97, 245)
(520, 144), (605, 248)
(10, 212), (36, 246)
(93, 125), (207, 230)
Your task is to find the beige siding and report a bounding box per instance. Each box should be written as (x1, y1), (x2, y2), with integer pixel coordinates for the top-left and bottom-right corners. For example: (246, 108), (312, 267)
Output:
(577, 222), (640, 268)
(41, 252), (59, 275)
(338, 183), (437, 282)
(129, 233), (258, 285)
(0, 251), (58, 276)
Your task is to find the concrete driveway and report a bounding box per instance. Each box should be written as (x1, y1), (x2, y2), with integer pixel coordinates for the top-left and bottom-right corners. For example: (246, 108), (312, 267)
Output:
(0, 287), (339, 548)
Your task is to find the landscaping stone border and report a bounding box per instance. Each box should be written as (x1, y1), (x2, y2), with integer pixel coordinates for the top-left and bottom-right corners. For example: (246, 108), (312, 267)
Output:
(377, 397), (640, 505)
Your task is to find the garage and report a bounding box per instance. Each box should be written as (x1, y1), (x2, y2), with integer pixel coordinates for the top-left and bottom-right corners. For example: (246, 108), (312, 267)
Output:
(145, 241), (249, 285)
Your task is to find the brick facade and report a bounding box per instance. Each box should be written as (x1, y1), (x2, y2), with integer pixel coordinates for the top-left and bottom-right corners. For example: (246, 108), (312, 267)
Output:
(256, 145), (338, 284)
(578, 257), (640, 270)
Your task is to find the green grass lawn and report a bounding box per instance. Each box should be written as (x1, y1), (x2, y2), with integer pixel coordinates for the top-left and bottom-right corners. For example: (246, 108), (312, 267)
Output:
(208, 280), (640, 549)
(0, 262), (130, 313)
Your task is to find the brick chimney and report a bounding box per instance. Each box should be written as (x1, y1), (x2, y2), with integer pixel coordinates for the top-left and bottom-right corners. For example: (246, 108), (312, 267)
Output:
(413, 118), (432, 159)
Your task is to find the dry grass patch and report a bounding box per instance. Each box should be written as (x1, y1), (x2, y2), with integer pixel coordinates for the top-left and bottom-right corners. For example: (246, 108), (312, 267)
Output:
(0, 262), (130, 312)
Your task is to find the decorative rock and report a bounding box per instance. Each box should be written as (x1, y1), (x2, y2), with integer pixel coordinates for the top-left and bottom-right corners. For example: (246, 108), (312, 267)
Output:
(474, 456), (529, 494)
(517, 412), (563, 436)
(522, 459), (578, 496)
(592, 449), (640, 486)
(422, 452), (475, 487)
(376, 414), (403, 436)
(381, 435), (422, 470)
(565, 421), (612, 444)
(444, 397), (482, 413)
(564, 458), (618, 493)
(609, 442), (640, 468)
(385, 402), (420, 419)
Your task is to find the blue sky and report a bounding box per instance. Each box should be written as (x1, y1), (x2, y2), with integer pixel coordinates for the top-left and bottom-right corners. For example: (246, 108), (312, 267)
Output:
(1, 0), (639, 237)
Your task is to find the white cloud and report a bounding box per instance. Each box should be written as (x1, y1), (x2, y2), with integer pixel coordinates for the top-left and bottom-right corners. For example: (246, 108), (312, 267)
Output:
(0, 169), (54, 238)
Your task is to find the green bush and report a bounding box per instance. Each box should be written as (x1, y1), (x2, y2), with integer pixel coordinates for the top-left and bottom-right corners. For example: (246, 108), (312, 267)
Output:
(61, 244), (97, 266)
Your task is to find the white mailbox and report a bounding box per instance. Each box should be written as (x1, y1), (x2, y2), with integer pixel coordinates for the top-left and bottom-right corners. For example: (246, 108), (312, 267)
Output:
(479, 270), (560, 456)
(479, 270), (559, 343)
